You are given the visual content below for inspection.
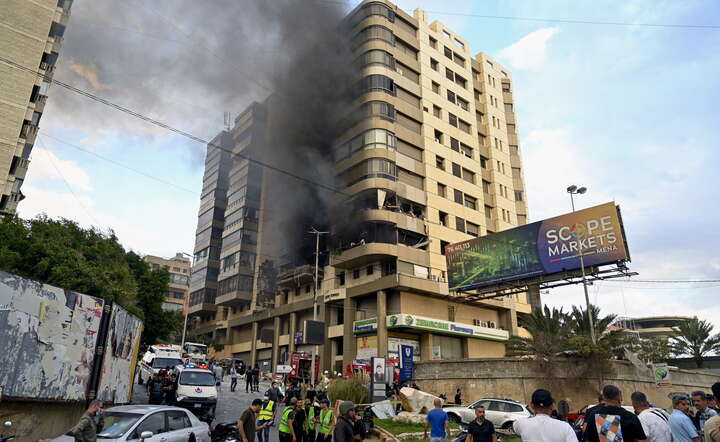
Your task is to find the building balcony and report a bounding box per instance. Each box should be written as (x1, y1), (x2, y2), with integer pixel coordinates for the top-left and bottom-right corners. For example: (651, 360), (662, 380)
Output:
(215, 289), (252, 307)
(331, 242), (429, 270)
(51, 36), (64, 53)
(277, 264), (319, 288)
(34, 95), (48, 113)
(346, 273), (448, 298)
(188, 301), (217, 315)
(502, 91), (513, 103)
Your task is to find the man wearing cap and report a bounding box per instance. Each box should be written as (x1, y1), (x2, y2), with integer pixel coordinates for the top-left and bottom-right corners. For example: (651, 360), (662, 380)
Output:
(257, 393), (276, 442)
(316, 398), (334, 442)
(513, 389), (577, 442)
(333, 401), (356, 442)
(584, 385), (646, 442)
(669, 394), (700, 442)
(279, 397), (299, 442)
(631, 391), (671, 442)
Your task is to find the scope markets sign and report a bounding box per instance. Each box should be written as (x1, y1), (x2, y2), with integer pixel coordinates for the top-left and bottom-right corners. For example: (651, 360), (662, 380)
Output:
(446, 202), (630, 291)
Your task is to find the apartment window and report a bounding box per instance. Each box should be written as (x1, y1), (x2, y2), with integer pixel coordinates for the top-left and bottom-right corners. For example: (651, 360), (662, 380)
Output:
(357, 49), (395, 70)
(353, 25), (395, 48)
(480, 155), (488, 168)
(507, 124), (516, 134)
(454, 38), (464, 48)
(353, 269), (360, 279)
(29, 85), (41, 103)
(476, 111), (484, 124)
(467, 222), (479, 237)
(486, 60), (493, 68)
(482, 180), (491, 193)
(504, 103), (514, 112)
(450, 137), (459, 152)
(510, 145), (519, 154)
(439, 240), (449, 256)
(367, 265), (374, 276)
(453, 189), (463, 204)
(455, 217), (466, 232)
(461, 143), (473, 158)
(478, 134), (486, 147)
(432, 81), (440, 94)
(434, 129), (444, 144)
(431, 58), (439, 71)
(462, 168), (475, 184)
(459, 119), (471, 134)
(448, 305), (456, 321)
(451, 162), (461, 178)
(444, 46), (453, 59)
(446, 90), (456, 104)
(453, 53), (466, 68)
(464, 194), (477, 210)
(457, 96), (469, 111)
(338, 272), (345, 286)
(439, 211), (448, 226)
(437, 183), (447, 198)
(433, 105), (441, 118)
(435, 155), (445, 170)
(445, 68), (454, 81)
(429, 36), (437, 49)
(512, 167), (522, 178)
(515, 190), (524, 201)
(485, 205), (493, 218)
(474, 89), (482, 101)
(356, 74), (395, 96)
(496, 160), (502, 171)
(502, 83), (511, 92)
(494, 137), (499, 148)
(455, 74), (468, 89)
(448, 113), (458, 127)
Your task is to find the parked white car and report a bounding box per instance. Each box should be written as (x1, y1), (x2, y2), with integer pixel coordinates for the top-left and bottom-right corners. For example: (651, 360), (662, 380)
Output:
(444, 398), (532, 432)
(49, 405), (211, 442)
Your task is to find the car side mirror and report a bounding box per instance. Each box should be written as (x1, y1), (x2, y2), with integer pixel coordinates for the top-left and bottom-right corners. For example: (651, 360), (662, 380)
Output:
(140, 430), (153, 440)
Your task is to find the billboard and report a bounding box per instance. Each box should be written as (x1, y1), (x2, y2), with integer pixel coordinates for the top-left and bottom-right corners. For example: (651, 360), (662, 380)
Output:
(0, 270), (104, 401)
(97, 303), (144, 404)
(446, 202), (629, 291)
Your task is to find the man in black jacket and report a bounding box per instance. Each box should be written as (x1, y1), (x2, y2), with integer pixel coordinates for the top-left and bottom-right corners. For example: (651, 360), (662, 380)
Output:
(333, 401), (356, 442)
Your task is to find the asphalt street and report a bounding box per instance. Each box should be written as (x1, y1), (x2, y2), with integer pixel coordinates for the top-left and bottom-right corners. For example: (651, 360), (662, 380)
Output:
(131, 375), (280, 442)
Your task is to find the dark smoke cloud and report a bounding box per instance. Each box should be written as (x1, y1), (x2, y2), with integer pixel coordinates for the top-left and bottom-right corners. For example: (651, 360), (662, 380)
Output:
(49, 0), (363, 263)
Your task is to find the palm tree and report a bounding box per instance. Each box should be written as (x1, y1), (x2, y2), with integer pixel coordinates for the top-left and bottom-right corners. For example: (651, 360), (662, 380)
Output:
(507, 305), (570, 358)
(669, 317), (720, 368)
(568, 305), (628, 359)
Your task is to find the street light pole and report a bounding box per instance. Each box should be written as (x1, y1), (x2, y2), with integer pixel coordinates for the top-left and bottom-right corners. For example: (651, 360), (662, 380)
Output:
(179, 252), (195, 350)
(309, 227), (327, 387)
(566, 185), (597, 345)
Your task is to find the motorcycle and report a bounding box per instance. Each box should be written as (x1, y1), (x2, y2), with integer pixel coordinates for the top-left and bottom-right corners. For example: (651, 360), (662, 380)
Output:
(0, 421), (15, 442)
(211, 422), (240, 442)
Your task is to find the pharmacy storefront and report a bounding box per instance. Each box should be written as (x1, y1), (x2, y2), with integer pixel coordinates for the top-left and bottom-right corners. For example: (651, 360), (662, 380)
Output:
(353, 314), (509, 361)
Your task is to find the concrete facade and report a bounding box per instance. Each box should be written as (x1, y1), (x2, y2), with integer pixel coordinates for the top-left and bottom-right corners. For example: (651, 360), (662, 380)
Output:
(188, 1), (534, 373)
(0, 0), (72, 215)
(414, 358), (720, 411)
(144, 253), (191, 312)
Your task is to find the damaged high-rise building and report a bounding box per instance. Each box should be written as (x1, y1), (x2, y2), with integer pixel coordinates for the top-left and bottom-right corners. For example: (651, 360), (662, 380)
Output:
(188, 0), (535, 373)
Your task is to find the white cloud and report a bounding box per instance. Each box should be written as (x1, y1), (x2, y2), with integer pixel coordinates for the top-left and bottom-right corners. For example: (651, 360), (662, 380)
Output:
(498, 27), (560, 71)
(24, 147), (93, 192)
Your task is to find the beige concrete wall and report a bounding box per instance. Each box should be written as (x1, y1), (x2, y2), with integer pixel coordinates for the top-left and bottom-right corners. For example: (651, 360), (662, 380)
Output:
(1, 400), (85, 442)
(466, 338), (505, 358)
(401, 292), (500, 325)
(414, 358), (720, 410)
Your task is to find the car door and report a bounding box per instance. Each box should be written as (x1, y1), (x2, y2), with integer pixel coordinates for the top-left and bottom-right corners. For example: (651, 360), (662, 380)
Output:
(127, 411), (169, 442)
(165, 410), (196, 442)
(485, 400), (505, 427)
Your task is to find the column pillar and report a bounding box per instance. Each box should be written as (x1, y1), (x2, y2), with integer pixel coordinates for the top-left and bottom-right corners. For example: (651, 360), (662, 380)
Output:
(271, 316), (281, 371)
(500, 308), (519, 336)
(376, 291), (388, 358)
(289, 311), (298, 354)
(420, 332), (433, 361)
(319, 303), (331, 373)
(527, 284), (542, 311)
(342, 297), (357, 368)
(250, 321), (259, 367)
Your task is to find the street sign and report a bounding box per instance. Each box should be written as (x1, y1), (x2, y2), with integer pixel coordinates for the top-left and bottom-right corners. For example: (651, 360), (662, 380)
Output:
(653, 363), (672, 387)
(276, 365), (292, 374)
(294, 331), (303, 345)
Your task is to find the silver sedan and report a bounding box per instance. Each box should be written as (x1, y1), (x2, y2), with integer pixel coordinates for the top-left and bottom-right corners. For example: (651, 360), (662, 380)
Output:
(49, 405), (211, 442)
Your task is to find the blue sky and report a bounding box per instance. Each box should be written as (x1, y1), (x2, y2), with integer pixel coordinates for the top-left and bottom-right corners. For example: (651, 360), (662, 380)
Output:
(21, 0), (720, 327)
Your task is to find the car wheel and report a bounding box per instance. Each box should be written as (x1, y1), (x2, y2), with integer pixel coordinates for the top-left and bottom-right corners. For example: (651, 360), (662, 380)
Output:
(448, 414), (461, 424)
(501, 421), (516, 435)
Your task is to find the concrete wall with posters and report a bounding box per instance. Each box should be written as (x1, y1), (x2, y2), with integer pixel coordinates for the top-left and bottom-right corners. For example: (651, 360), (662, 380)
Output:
(0, 270), (104, 401)
(414, 358), (720, 411)
(96, 303), (144, 404)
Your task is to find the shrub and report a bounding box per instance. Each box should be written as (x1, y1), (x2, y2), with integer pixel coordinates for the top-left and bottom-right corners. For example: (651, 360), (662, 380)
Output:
(327, 375), (369, 404)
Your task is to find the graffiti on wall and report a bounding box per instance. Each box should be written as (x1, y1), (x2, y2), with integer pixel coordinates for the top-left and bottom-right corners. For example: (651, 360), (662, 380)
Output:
(0, 270), (103, 401)
(96, 304), (143, 404)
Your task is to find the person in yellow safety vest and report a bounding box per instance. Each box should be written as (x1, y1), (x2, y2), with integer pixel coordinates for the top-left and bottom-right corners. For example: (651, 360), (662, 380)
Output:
(257, 393), (276, 442)
(278, 397), (298, 442)
(316, 398), (335, 442)
(304, 399), (317, 442)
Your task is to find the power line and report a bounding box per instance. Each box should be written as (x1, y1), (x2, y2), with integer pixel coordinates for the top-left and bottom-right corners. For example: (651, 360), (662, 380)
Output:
(601, 279), (720, 284)
(0, 55), (350, 198)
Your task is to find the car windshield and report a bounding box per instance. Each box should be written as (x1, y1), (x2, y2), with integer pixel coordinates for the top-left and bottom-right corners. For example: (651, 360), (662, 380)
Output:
(65, 412), (141, 439)
(152, 357), (183, 369)
(179, 371), (216, 386)
(185, 344), (206, 353)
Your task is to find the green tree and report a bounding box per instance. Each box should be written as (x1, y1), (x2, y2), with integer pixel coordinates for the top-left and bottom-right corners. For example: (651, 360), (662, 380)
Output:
(0, 215), (180, 346)
(568, 305), (628, 360)
(669, 317), (720, 368)
(635, 337), (671, 364)
(507, 305), (571, 359)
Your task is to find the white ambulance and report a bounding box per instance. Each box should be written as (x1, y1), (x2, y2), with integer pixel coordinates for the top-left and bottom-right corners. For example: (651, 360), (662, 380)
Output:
(138, 344), (184, 384)
(173, 364), (218, 423)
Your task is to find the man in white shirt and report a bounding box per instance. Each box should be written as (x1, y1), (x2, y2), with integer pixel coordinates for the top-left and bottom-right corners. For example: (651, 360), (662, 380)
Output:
(631, 391), (672, 442)
(514, 389), (578, 442)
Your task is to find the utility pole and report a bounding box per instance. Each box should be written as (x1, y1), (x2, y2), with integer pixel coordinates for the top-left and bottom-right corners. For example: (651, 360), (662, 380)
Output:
(309, 227), (328, 386)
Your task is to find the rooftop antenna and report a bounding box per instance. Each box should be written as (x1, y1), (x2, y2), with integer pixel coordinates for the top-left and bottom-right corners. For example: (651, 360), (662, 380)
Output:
(223, 111), (232, 130)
